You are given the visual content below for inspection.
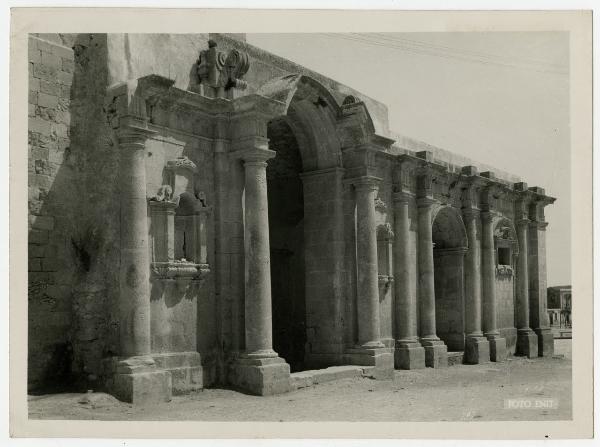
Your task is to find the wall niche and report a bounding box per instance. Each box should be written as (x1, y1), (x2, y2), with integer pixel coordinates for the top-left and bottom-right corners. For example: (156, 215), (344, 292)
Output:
(149, 156), (210, 287)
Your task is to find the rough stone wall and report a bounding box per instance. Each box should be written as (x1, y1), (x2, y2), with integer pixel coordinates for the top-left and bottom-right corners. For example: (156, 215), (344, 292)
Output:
(28, 33), (125, 391)
(28, 35), (77, 391)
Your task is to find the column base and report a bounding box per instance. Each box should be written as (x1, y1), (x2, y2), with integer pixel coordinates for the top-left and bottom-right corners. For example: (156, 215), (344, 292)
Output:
(394, 341), (426, 370)
(421, 339), (448, 368)
(535, 327), (555, 357)
(487, 335), (507, 362)
(345, 346), (394, 379)
(107, 355), (172, 405)
(152, 351), (204, 395)
(516, 330), (539, 358)
(464, 336), (490, 365)
(230, 355), (291, 396)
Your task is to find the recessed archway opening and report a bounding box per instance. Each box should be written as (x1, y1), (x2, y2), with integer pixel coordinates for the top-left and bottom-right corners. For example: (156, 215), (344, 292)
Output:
(266, 117), (307, 372)
(432, 207), (468, 352)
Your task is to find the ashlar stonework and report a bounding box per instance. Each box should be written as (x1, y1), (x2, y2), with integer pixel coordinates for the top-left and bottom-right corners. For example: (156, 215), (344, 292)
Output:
(27, 33), (556, 403)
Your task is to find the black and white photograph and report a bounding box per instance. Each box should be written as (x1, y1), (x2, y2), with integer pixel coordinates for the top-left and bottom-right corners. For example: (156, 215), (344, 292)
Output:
(7, 6), (594, 442)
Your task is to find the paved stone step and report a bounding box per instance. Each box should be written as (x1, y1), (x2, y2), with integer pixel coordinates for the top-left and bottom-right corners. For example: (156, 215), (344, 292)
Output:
(447, 351), (464, 366)
(290, 365), (373, 390)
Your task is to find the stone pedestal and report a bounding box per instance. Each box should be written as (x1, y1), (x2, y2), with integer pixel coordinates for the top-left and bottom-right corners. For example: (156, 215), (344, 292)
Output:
(394, 341), (426, 370)
(152, 351), (204, 395)
(487, 335), (508, 362)
(464, 336), (491, 365)
(346, 347), (394, 379)
(517, 329), (539, 358)
(109, 356), (172, 405)
(231, 355), (291, 396)
(535, 327), (555, 358)
(421, 339), (448, 368)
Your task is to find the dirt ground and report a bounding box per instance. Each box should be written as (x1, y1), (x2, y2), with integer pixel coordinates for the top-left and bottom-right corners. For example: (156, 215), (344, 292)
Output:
(28, 339), (572, 422)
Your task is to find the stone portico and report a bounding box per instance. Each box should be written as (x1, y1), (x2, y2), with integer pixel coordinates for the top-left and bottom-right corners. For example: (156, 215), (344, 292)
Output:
(27, 33), (556, 403)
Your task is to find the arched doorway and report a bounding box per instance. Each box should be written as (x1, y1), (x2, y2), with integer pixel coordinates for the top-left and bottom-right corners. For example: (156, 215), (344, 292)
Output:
(266, 117), (307, 372)
(258, 75), (349, 372)
(432, 206), (468, 351)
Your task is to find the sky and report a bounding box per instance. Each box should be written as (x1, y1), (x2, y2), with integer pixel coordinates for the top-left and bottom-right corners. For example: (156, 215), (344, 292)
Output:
(247, 32), (571, 287)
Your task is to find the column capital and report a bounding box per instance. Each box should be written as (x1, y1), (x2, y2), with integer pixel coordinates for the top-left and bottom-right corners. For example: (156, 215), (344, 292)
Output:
(148, 199), (178, 214)
(462, 207), (480, 220)
(393, 190), (415, 204)
(480, 210), (496, 223)
(416, 196), (436, 209)
(230, 146), (276, 165)
(516, 217), (530, 228)
(114, 117), (157, 149)
(529, 220), (549, 231)
(350, 175), (381, 191)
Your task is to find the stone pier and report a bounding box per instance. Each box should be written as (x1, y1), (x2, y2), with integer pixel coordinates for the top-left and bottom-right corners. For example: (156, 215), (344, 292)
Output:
(346, 176), (393, 379)
(481, 211), (507, 362)
(417, 192), (448, 368)
(463, 208), (491, 364)
(110, 116), (171, 404)
(515, 214), (538, 358)
(393, 190), (425, 369)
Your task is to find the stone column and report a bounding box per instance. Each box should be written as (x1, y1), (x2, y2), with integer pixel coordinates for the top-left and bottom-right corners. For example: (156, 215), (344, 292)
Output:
(417, 196), (448, 368)
(515, 218), (538, 357)
(462, 210), (491, 364)
(354, 176), (384, 349)
(345, 176), (393, 379)
(529, 217), (554, 357)
(242, 150), (277, 357)
(393, 191), (425, 369)
(111, 122), (171, 404)
(481, 211), (507, 361)
(231, 146), (290, 395)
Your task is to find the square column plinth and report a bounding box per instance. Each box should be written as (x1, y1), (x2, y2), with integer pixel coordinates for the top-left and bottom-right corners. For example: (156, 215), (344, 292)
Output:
(464, 336), (490, 365)
(488, 335), (508, 362)
(516, 330), (539, 358)
(535, 328), (555, 357)
(345, 347), (394, 379)
(107, 356), (172, 405)
(394, 343), (426, 370)
(422, 340), (448, 368)
(230, 356), (291, 396)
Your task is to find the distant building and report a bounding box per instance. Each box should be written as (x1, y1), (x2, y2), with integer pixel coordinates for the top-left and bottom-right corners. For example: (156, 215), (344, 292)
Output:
(547, 286), (572, 328)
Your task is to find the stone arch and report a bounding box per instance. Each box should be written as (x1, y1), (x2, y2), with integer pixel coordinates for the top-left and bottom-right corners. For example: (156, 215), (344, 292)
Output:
(431, 206), (468, 250)
(257, 74), (383, 369)
(431, 205), (468, 351)
(258, 74), (379, 172)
